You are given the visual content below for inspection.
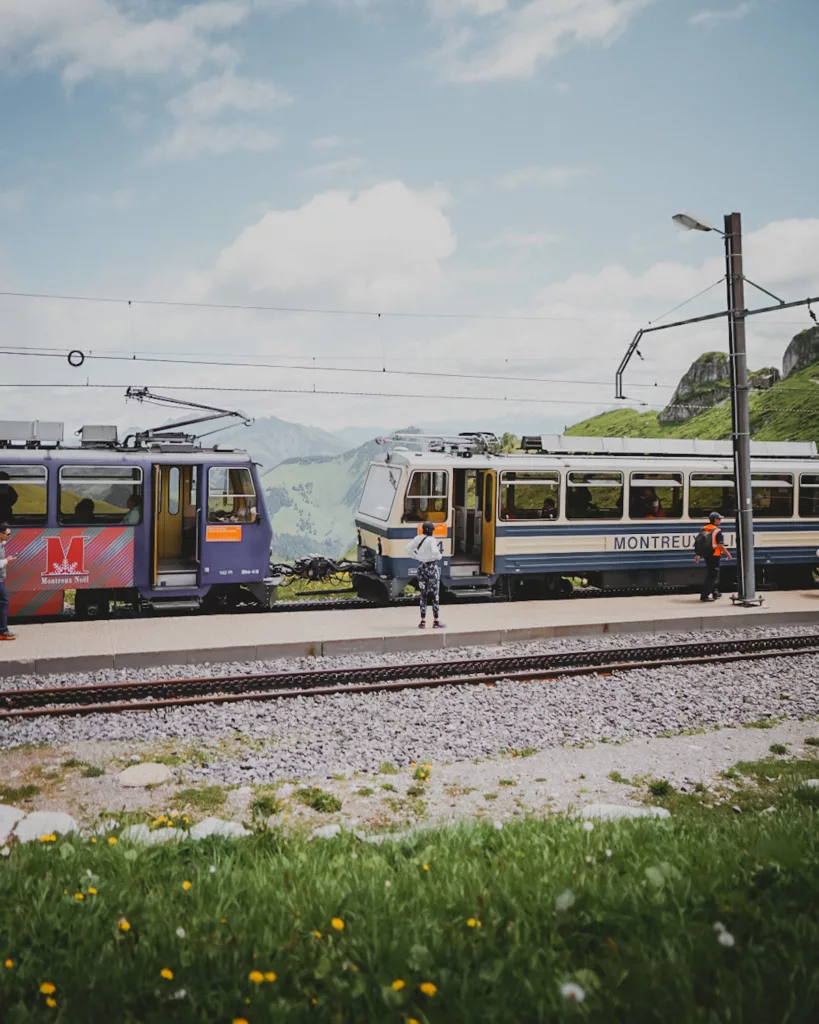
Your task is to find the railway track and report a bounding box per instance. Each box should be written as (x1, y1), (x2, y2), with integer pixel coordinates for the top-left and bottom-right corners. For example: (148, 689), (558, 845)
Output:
(3, 632), (819, 720)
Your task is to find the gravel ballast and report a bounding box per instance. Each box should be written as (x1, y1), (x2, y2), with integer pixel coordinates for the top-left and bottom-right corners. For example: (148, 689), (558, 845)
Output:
(1, 625), (817, 785)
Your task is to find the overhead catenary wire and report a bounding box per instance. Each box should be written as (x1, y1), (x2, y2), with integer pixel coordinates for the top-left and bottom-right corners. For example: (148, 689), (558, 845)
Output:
(0, 345), (679, 390)
(1, 287), (817, 326)
(0, 381), (814, 416)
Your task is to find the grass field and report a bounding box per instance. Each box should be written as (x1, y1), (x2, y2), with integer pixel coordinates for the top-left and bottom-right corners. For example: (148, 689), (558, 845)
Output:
(1, 759), (818, 1023)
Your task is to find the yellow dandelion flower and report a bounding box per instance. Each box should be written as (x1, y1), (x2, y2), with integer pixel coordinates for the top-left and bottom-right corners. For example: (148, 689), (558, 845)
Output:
(107, 836), (117, 846)
(39, 834), (51, 844)
(331, 917), (344, 931)
(75, 892), (85, 901)
(182, 880), (192, 891)
(248, 970), (264, 984)
(423, 864), (430, 871)
(168, 820), (175, 827)
(46, 997), (57, 1009)
(264, 971), (277, 983)
(117, 918), (131, 932)
(160, 968), (174, 981)
(467, 918), (477, 927)
(90, 838), (97, 844)
(39, 983), (56, 995)
(220, 917), (228, 924)
(311, 998), (319, 1006)
(232, 1019), (249, 1024)
(420, 982), (437, 997)
(158, 814), (167, 823)
(88, 887), (97, 896)
(4, 959), (14, 969)
(391, 979), (405, 991)
(409, 1018), (420, 1024)
(313, 930), (322, 939)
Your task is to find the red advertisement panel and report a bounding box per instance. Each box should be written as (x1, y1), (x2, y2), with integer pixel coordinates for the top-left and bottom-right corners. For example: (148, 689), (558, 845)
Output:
(4, 527), (135, 617)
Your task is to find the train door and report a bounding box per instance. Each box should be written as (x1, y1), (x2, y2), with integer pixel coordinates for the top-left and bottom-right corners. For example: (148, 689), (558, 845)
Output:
(480, 469), (496, 575)
(153, 464), (199, 588)
(452, 468), (478, 559)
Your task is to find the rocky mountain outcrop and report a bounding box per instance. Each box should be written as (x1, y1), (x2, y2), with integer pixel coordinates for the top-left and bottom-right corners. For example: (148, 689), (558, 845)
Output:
(658, 352), (730, 424)
(783, 326), (819, 378)
(658, 352), (780, 425)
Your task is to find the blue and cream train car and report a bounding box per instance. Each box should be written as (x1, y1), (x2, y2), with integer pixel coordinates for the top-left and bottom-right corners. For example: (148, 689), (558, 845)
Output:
(351, 434), (819, 602)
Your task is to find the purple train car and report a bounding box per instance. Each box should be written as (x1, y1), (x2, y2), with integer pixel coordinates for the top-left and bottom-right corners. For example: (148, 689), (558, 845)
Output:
(1, 414), (273, 620)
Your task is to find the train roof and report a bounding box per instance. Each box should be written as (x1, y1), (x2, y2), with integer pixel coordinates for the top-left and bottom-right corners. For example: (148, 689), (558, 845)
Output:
(375, 433), (817, 470)
(0, 420), (253, 461)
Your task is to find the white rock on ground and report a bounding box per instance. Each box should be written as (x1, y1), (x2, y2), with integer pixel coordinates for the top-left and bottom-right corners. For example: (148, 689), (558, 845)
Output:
(120, 823), (185, 844)
(13, 811), (79, 843)
(580, 804), (671, 821)
(118, 763), (173, 788)
(189, 817), (251, 840)
(0, 804), (25, 844)
(310, 824), (342, 840)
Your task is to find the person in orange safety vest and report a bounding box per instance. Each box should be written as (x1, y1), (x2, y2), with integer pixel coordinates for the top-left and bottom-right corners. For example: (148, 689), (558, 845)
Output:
(694, 511), (732, 601)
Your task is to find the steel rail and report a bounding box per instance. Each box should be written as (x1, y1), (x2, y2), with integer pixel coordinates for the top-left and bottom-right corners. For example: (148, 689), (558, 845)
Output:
(2, 633), (818, 720)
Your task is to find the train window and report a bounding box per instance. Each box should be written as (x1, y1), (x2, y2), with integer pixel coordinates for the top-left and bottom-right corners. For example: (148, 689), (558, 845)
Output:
(629, 473), (683, 520)
(0, 465), (47, 525)
(752, 474), (793, 518)
(499, 472), (560, 521)
(207, 467), (258, 524)
(168, 467), (180, 516)
(359, 465), (399, 521)
(799, 474), (819, 518)
(688, 474), (736, 519)
(404, 471), (448, 523)
(59, 466), (143, 525)
(566, 472), (623, 520)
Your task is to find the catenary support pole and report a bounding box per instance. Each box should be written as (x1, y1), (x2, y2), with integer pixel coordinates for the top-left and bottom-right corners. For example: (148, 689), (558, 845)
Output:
(724, 212), (761, 606)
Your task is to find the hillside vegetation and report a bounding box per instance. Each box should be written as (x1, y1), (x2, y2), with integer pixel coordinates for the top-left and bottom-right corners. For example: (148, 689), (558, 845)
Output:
(567, 361), (819, 442)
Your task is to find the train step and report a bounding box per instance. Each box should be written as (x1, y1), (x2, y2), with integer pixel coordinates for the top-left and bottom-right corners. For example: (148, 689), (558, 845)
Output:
(143, 598), (203, 613)
(448, 587), (494, 599)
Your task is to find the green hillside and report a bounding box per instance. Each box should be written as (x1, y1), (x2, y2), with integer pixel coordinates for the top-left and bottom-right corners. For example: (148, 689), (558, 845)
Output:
(567, 361), (819, 442)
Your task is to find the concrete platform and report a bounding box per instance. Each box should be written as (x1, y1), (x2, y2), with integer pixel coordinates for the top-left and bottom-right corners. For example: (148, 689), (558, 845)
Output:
(1, 590), (818, 677)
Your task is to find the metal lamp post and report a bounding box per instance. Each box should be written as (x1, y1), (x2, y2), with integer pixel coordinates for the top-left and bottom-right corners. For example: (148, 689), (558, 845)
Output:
(671, 211), (761, 606)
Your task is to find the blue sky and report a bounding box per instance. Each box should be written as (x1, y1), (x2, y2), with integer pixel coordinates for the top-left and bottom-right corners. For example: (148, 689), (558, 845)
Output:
(1, 0), (818, 435)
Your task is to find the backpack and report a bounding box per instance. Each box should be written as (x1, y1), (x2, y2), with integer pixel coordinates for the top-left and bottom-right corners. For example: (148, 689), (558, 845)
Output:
(694, 529), (714, 558)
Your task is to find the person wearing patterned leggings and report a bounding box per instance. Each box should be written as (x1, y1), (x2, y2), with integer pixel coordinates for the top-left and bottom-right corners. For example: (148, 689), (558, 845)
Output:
(406, 520), (444, 629)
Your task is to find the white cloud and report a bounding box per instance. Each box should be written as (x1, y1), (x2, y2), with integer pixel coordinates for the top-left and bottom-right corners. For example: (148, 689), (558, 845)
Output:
(306, 157), (365, 176)
(145, 121), (280, 162)
(483, 230), (559, 248)
(312, 134), (359, 149)
(432, 0), (654, 82)
(168, 73), (292, 120)
(0, 188), (28, 214)
(689, 3), (751, 27)
(191, 180), (456, 306)
(0, 0), (249, 87)
(497, 165), (586, 189)
(427, 0), (508, 17)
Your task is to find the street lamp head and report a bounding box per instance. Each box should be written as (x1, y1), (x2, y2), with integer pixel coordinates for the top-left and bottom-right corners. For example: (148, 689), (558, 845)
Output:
(672, 211), (719, 233)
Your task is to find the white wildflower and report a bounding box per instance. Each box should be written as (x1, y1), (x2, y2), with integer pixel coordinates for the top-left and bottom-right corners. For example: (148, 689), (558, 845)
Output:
(582, 821), (595, 832)
(559, 982), (586, 1003)
(209, 865), (216, 874)
(493, 820), (504, 831)
(176, 927), (186, 939)
(1, 847), (10, 858)
(605, 849), (612, 857)
(555, 889), (576, 913)
(713, 921), (735, 947)
(172, 988), (187, 1000)
(384, 880), (391, 887)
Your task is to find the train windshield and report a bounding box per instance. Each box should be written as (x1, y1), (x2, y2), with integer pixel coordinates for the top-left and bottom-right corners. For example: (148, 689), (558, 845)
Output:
(359, 465), (399, 521)
(207, 467), (258, 523)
